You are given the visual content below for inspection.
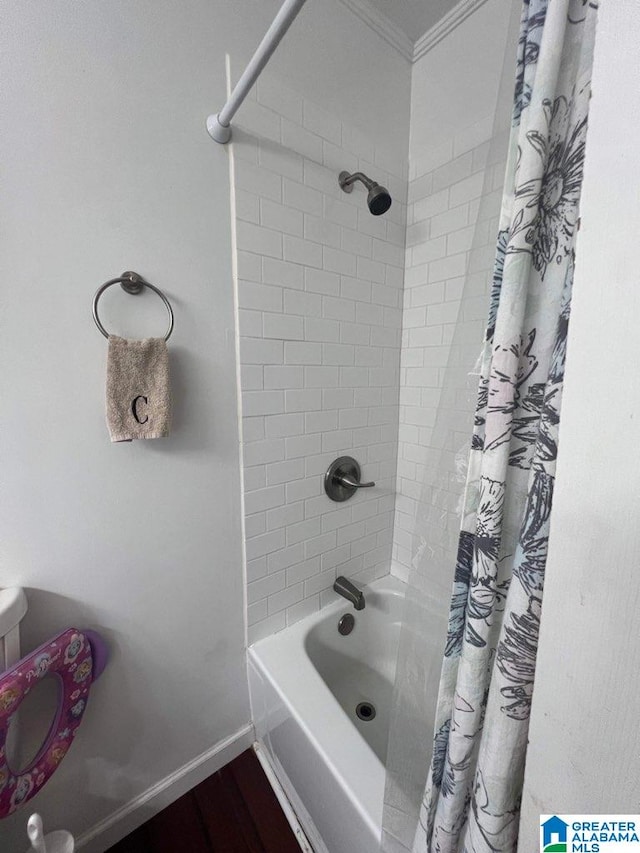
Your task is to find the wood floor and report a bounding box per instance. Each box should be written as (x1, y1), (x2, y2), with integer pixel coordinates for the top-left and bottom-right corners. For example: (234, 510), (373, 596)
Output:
(108, 749), (301, 853)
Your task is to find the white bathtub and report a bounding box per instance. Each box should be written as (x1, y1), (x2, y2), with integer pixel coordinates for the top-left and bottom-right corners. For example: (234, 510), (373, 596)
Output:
(248, 575), (406, 853)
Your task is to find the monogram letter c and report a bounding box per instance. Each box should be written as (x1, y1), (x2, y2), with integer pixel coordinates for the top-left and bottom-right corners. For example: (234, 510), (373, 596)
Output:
(132, 395), (149, 424)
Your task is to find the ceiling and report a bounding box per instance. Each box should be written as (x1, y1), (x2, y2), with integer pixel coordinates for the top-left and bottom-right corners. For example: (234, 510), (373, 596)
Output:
(365, 0), (464, 43)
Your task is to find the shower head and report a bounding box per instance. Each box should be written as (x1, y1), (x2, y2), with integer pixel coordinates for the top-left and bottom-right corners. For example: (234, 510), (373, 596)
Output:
(366, 183), (392, 216)
(338, 171), (392, 216)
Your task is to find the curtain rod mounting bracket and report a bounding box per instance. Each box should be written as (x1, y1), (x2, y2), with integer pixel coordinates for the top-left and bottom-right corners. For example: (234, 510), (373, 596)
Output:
(207, 114), (232, 144)
(206, 0), (309, 145)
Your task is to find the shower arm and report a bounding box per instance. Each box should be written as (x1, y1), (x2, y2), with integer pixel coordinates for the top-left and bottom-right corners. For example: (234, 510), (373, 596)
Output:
(207, 0), (309, 144)
(339, 172), (378, 192)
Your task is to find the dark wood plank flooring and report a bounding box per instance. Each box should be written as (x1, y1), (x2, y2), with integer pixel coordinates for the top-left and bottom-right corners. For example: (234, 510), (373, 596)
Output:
(108, 749), (300, 853)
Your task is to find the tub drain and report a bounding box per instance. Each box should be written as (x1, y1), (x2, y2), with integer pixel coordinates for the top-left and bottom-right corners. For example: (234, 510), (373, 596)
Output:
(356, 701), (376, 722)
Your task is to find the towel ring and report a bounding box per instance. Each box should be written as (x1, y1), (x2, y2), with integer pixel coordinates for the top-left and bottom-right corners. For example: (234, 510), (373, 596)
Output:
(93, 271), (174, 341)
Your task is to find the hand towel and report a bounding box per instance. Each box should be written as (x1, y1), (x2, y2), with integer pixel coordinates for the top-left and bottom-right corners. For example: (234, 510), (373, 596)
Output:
(106, 336), (171, 442)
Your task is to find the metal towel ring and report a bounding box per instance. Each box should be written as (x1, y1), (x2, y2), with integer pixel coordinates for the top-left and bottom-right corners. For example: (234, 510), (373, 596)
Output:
(92, 271), (174, 341)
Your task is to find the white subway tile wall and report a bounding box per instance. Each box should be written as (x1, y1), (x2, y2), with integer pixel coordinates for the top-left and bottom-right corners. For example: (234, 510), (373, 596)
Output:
(232, 75), (408, 644)
(391, 118), (505, 595)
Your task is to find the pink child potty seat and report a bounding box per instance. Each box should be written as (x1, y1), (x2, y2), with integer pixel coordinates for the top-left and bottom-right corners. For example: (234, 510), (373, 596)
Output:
(0, 627), (108, 817)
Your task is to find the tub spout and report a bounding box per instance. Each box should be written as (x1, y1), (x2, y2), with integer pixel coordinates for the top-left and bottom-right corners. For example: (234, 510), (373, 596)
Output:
(334, 576), (365, 610)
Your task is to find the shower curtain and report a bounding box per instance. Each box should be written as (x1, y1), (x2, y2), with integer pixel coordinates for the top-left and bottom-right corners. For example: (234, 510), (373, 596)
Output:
(384, 2), (599, 851)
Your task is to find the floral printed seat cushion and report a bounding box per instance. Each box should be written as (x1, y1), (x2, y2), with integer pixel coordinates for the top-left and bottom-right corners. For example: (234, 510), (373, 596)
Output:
(0, 628), (94, 816)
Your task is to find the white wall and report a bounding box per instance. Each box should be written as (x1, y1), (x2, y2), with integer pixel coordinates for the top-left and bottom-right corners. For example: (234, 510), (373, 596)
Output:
(0, 3), (251, 850)
(233, 75), (408, 643)
(409, 0), (514, 173)
(266, 0), (411, 155)
(519, 1), (640, 846)
(392, 0), (513, 593)
(0, 0), (409, 849)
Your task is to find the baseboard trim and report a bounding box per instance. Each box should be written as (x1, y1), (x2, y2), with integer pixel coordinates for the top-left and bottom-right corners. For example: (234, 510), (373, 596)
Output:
(77, 722), (255, 852)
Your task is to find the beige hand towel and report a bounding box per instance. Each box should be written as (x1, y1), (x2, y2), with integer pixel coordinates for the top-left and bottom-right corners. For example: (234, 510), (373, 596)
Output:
(106, 336), (171, 442)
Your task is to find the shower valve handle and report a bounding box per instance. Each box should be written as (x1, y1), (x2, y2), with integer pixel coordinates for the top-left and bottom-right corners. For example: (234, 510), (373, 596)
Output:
(324, 456), (375, 502)
(337, 473), (375, 489)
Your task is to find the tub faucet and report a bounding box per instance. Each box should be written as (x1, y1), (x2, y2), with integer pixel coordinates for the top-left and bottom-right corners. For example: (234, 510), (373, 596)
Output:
(334, 576), (365, 611)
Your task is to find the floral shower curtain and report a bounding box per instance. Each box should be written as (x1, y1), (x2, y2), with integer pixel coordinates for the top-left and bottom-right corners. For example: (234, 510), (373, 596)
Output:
(413, 1), (599, 851)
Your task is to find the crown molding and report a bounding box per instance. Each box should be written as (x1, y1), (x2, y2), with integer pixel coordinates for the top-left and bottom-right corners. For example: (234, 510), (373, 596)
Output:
(413, 0), (490, 62)
(340, 0), (490, 64)
(338, 0), (414, 62)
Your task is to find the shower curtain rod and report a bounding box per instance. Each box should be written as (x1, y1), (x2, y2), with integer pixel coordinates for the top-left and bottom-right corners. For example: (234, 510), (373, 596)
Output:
(207, 0), (309, 144)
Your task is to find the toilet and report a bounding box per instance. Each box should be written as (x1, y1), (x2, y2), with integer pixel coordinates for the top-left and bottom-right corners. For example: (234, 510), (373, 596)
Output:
(0, 587), (108, 819)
